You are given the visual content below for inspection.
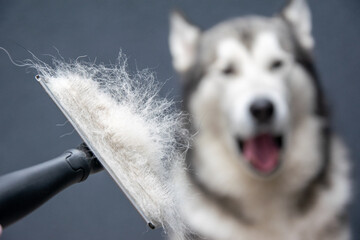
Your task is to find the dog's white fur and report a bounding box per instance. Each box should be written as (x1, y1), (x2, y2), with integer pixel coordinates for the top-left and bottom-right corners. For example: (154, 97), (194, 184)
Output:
(169, 0), (351, 239)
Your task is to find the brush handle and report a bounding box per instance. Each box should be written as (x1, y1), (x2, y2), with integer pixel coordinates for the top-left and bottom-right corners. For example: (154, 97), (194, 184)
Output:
(0, 145), (103, 228)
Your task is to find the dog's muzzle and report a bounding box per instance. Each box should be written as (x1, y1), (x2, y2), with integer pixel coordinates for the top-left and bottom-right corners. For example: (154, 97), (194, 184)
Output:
(236, 97), (284, 176)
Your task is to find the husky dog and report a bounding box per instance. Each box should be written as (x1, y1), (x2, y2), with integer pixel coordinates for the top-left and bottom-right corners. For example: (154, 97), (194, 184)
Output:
(169, 0), (351, 239)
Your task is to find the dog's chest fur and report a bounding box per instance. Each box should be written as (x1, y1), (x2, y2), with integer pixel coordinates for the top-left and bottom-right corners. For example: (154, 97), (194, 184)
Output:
(174, 119), (351, 240)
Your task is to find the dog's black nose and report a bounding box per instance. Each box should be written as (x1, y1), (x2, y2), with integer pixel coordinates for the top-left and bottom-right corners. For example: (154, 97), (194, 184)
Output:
(250, 98), (274, 124)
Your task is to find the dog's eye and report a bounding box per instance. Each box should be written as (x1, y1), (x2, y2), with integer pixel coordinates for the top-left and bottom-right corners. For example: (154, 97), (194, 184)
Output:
(269, 59), (284, 71)
(222, 65), (236, 75)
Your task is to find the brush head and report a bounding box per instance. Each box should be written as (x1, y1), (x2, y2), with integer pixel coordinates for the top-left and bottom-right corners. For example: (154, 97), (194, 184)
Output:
(31, 53), (190, 235)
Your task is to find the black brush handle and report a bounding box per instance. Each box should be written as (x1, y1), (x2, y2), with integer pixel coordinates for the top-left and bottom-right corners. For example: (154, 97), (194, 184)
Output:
(0, 145), (103, 227)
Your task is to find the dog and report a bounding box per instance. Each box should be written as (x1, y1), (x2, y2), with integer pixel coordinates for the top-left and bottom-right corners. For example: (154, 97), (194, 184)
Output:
(168, 0), (351, 239)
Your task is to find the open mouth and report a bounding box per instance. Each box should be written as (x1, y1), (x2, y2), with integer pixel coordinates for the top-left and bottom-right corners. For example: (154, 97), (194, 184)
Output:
(237, 134), (283, 175)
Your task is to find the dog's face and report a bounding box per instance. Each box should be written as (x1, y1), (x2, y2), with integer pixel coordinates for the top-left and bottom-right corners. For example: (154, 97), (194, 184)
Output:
(170, 0), (322, 178)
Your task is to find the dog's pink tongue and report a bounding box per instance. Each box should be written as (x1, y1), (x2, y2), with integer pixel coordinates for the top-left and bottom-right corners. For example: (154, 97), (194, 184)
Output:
(243, 134), (279, 173)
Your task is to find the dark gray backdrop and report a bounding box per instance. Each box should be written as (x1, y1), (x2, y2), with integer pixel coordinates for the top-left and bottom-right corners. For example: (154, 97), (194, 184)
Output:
(0, 0), (359, 239)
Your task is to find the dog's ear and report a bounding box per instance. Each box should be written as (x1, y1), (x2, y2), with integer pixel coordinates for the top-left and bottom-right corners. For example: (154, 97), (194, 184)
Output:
(281, 0), (314, 50)
(169, 11), (200, 73)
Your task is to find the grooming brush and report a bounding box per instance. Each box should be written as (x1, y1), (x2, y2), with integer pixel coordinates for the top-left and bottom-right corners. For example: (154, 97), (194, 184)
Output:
(0, 55), (188, 234)
(0, 144), (103, 228)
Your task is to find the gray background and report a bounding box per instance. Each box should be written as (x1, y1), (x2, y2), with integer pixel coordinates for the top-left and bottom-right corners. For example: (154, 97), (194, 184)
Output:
(0, 0), (359, 239)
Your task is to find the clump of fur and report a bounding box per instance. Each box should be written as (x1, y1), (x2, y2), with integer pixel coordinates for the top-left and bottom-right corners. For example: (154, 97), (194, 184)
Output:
(28, 53), (190, 237)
